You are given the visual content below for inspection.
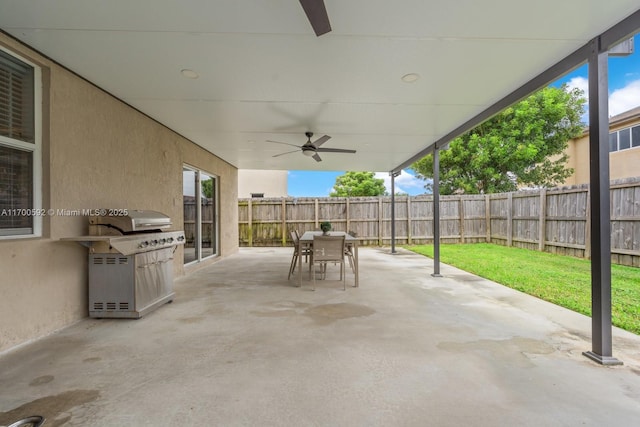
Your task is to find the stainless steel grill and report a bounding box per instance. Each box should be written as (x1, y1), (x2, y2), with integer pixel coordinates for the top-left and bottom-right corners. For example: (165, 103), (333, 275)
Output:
(63, 210), (185, 318)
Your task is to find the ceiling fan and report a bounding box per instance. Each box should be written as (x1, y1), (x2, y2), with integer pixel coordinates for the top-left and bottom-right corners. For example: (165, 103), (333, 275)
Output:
(299, 0), (331, 37)
(267, 132), (356, 162)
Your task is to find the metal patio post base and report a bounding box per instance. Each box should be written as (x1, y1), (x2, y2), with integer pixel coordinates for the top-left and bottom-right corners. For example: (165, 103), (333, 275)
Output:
(431, 273), (443, 278)
(582, 351), (623, 366)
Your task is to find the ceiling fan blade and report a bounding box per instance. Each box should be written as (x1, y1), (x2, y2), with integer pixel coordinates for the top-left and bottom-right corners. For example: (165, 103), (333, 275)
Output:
(266, 140), (302, 149)
(299, 0), (332, 37)
(316, 148), (357, 154)
(312, 153), (322, 162)
(312, 134), (331, 147)
(272, 149), (300, 158)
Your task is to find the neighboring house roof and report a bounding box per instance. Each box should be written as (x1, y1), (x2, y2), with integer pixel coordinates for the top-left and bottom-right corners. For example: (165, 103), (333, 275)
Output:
(580, 105), (640, 136)
(610, 105), (640, 125)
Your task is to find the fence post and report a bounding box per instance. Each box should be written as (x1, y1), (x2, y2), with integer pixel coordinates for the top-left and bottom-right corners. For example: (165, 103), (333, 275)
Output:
(407, 197), (412, 245)
(346, 198), (350, 232)
(281, 198), (287, 246)
(507, 193), (513, 247)
(314, 198), (319, 229)
(538, 189), (546, 252)
(248, 199), (253, 247)
(459, 197), (465, 243)
(485, 194), (491, 243)
(585, 187), (591, 259)
(378, 197), (383, 246)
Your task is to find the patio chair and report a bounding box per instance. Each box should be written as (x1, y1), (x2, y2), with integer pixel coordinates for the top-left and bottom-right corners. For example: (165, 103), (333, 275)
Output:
(310, 235), (346, 291)
(293, 229), (309, 262)
(288, 230), (311, 280)
(345, 230), (356, 273)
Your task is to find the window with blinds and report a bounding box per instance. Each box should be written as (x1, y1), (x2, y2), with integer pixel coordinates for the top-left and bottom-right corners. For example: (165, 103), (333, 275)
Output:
(0, 49), (39, 237)
(0, 50), (34, 143)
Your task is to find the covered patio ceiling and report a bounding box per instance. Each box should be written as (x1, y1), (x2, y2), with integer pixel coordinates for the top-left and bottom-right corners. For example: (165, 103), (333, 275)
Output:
(1, 1), (639, 172)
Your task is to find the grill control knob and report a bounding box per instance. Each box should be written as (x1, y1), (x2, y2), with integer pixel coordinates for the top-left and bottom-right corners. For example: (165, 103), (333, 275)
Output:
(151, 239), (158, 246)
(167, 237), (174, 244)
(177, 235), (185, 242)
(160, 238), (167, 245)
(139, 241), (149, 248)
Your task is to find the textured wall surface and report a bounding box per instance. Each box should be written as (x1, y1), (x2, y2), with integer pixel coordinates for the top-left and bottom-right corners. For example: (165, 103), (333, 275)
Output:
(0, 34), (238, 353)
(565, 122), (640, 186)
(238, 169), (288, 198)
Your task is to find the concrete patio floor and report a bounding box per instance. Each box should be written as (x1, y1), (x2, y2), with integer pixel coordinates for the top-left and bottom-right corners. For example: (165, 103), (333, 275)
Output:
(1, 246), (640, 426)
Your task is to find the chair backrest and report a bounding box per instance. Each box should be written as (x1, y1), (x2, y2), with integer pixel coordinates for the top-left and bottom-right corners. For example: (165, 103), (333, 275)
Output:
(290, 230), (299, 245)
(312, 235), (345, 262)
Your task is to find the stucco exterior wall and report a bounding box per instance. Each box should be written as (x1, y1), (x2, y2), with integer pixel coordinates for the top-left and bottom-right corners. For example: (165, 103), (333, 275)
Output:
(565, 134), (640, 185)
(0, 35), (238, 353)
(238, 169), (288, 198)
(564, 110), (640, 185)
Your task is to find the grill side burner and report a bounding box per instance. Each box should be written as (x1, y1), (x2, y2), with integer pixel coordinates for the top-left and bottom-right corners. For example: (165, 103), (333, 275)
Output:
(62, 210), (185, 318)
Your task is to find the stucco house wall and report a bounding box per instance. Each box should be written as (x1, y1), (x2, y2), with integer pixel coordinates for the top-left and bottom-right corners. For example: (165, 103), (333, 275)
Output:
(238, 169), (288, 198)
(0, 34), (238, 353)
(564, 106), (640, 185)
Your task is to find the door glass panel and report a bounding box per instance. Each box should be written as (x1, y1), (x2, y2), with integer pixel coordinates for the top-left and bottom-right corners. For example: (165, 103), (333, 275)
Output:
(183, 168), (198, 264)
(201, 174), (216, 258)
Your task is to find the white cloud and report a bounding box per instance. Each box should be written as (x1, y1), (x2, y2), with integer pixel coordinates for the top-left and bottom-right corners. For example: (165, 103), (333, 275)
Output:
(609, 80), (640, 116)
(566, 76), (589, 97)
(563, 76), (589, 123)
(565, 76), (640, 118)
(375, 170), (427, 195)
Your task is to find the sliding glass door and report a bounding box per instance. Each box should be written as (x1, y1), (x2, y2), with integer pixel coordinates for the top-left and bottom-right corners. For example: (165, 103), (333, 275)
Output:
(183, 166), (218, 265)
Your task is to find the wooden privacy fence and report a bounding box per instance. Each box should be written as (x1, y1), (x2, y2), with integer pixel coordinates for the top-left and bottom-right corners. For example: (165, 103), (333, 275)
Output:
(238, 177), (640, 267)
(184, 196), (216, 247)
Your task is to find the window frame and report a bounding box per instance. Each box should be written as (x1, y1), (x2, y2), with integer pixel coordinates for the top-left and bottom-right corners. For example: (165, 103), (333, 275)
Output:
(0, 46), (42, 239)
(632, 125), (640, 148)
(608, 132), (618, 152)
(618, 128), (631, 150)
(609, 124), (640, 154)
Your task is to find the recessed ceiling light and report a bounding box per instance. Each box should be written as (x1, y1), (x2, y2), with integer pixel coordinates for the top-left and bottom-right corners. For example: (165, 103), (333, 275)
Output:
(401, 73), (420, 83)
(181, 69), (199, 79)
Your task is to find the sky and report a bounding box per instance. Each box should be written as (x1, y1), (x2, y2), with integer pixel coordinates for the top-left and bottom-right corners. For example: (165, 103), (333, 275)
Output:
(288, 35), (640, 198)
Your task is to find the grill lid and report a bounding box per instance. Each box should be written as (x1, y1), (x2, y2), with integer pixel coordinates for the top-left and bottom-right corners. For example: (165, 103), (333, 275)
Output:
(89, 210), (172, 235)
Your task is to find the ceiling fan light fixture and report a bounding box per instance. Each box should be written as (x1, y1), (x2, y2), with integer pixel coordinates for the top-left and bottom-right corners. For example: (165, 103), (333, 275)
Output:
(302, 149), (315, 157)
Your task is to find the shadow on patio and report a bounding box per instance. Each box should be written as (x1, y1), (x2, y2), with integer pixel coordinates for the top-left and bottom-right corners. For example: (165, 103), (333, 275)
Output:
(1, 247), (640, 426)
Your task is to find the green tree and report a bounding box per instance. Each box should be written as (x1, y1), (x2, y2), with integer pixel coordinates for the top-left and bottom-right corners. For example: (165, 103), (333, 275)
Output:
(411, 85), (586, 195)
(201, 179), (213, 199)
(330, 171), (386, 197)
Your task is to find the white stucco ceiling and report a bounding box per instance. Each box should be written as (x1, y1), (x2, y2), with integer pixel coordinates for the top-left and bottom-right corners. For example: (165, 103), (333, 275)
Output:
(1, 1), (639, 172)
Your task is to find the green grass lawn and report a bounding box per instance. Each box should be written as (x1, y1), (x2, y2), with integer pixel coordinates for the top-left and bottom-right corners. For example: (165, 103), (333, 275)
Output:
(405, 243), (640, 335)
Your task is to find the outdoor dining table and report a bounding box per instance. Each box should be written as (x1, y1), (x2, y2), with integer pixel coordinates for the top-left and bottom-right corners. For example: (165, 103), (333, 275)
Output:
(298, 231), (359, 288)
